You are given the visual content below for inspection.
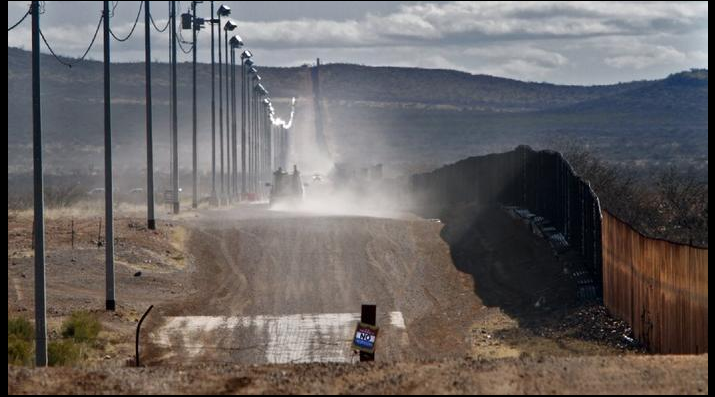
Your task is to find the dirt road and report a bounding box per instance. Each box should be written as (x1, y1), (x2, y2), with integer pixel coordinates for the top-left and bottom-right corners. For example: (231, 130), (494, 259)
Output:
(145, 204), (484, 364)
(143, 202), (638, 366)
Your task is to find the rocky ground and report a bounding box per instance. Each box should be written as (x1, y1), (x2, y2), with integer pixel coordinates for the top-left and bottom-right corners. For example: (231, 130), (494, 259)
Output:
(8, 355), (708, 394)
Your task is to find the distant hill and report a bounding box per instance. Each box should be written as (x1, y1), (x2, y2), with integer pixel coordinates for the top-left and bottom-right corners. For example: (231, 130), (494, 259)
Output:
(6, 47), (708, 175)
(552, 69), (708, 115)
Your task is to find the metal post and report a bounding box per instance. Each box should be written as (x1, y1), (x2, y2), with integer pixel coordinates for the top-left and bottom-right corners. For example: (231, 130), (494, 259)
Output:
(217, 13), (224, 204)
(191, 1), (198, 209)
(246, 75), (255, 193)
(240, 57), (246, 198)
(224, 29), (231, 202)
(249, 82), (253, 196)
(31, 0), (47, 367)
(103, 0), (116, 311)
(144, 1), (155, 230)
(171, 1), (179, 214)
(135, 305), (153, 367)
(360, 304), (376, 362)
(257, 95), (261, 196)
(210, 1), (216, 205)
(231, 48), (237, 200)
(254, 84), (259, 195)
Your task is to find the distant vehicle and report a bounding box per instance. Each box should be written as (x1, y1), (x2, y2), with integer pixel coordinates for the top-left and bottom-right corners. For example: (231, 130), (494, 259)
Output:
(312, 174), (322, 182)
(270, 165), (303, 206)
(129, 188), (144, 194)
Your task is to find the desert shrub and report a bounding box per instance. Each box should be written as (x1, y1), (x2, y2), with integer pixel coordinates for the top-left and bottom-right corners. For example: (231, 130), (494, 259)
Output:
(48, 339), (81, 366)
(44, 184), (86, 208)
(8, 317), (34, 341)
(61, 311), (101, 343)
(8, 335), (33, 366)
(8, 317), (34, 366)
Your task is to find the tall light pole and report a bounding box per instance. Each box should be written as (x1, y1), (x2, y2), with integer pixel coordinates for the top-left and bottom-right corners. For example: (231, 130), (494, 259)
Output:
(190, 2), (199, 208)
(185, 2), (205, 209)
(223, 20), (237, 202)
(256, 84), (268, 198)
(229, 35), (243, 201)
(261, 98), (272, 190)
(30, 0), (47, 366)
(216, 4), (230, 204)
(170, 1), (179, 214)
(144, 1), (155, 229)
(103, 0), (116, 310)
(209, 1), (217, 205)
(240, 51), (252, 198)
(250, 71), (261, 195)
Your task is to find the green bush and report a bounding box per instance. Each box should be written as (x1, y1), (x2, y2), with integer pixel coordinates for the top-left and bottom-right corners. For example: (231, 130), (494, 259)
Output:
(8, 335), (33, 366)
(48, 339), (81, 366)
(61, 311), (101, 343)
(8, 317), (34, 366)
(8, 317), (34, 341)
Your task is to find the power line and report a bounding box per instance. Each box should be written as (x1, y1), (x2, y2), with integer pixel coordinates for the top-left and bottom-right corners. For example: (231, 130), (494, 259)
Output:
(177, 21), (194, 54)
(109, 1), (143, 42)
(8, 6), (31, 31)
(39, 14), (104, 68)
(149, 8), (170, 32)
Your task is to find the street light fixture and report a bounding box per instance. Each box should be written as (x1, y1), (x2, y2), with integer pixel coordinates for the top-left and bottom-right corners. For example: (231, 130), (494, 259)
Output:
(217, 4), (230, 16)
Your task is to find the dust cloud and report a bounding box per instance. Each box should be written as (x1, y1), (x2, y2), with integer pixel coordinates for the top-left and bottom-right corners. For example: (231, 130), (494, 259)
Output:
(270, 98), (412, 219)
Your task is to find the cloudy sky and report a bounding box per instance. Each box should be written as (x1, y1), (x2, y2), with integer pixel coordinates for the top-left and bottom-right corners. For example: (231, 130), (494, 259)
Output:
(7, 1), (708, 85)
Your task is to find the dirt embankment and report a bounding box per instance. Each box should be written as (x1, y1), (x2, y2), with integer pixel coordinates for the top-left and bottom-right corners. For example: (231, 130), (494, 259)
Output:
(8, 354), (708, 394)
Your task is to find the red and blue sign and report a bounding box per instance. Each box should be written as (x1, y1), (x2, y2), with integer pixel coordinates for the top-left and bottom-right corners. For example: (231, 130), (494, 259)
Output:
(352, 322), (379, 354)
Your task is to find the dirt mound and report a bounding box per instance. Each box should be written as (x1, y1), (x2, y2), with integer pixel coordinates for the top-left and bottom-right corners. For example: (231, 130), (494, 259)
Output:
(8, 355), (708, 394)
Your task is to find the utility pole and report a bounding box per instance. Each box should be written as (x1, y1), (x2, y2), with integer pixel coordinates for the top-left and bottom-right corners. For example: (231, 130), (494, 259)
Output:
(230, 46), (236, 200)
(144, 0), (155, 230)
(247, 71), (254, 197)
(240, 52), (251, 199)
(191, 1), (198, 209)
(103, 0), (116, 311)
(224, 24), (231, 202)
(209, 1), (217, 206)
(229, 36), (241, 201)
(171, 1), (179, 214)
(217, 9), (224, 204)
(31, 0), (47, 367)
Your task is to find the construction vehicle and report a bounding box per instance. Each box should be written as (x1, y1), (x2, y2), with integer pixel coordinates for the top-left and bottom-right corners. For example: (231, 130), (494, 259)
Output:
(269, 165), (303, 206)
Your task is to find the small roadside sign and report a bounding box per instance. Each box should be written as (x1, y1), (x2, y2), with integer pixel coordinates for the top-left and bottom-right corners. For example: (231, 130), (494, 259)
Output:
(352, 322), (379, 354)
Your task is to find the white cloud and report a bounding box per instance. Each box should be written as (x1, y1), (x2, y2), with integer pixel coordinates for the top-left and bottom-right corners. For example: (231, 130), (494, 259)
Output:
(605, 46), (687, 69)
(233, 1), (707, 49)
(6, 1), (708, 84)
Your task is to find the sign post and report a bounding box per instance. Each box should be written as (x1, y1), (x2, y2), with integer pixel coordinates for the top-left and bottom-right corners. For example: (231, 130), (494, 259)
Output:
(352, 304), (377, 362)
